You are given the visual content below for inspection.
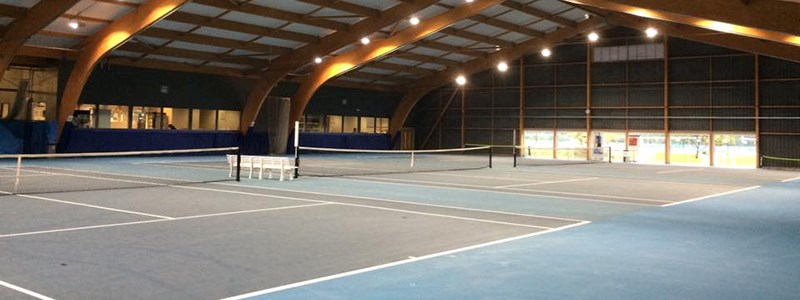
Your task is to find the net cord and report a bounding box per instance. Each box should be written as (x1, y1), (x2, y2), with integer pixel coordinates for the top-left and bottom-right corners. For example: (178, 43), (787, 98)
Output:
(297, 145), (490, 154)
(0, 147), (240, 159)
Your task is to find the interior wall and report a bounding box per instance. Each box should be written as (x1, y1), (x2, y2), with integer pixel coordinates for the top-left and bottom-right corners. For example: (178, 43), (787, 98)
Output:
(406, 27), (800, 167)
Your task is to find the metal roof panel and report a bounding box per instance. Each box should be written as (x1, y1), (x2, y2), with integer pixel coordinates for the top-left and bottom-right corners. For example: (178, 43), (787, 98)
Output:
(178, 3), (227, 18)
(220, 11), (287, 28)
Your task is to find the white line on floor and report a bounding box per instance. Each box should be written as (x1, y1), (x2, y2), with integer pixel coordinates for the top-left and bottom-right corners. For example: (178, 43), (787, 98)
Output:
(782, 176), (800, 183)
(0, 203), (332, 239)
(494, 177), (599, 189)
(220, 221), (590, 300)
(343, 176), (666, 205)
(0, 279), (55, 300)
(212, 182), (586, 223)
(656, 169), (702, 174)
(662, 186), (761, 207)
(3, 192), (174, 219)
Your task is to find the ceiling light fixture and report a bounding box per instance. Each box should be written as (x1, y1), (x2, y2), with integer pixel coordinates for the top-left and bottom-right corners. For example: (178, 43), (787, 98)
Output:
(409, 17), (420, 25)
(588, 32), (599, 42)
(497, 62), (509, 72)
(314, 57), (323, 64)
(645, 27), (659, 38)
(68, 20), (81, 30)
(360, 37), (370, 45)
(456, 75), (467, 85)
(541, 48), (552, 57)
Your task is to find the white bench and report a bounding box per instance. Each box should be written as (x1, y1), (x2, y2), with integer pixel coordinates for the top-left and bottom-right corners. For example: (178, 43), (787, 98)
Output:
(227, 155), (297, 181)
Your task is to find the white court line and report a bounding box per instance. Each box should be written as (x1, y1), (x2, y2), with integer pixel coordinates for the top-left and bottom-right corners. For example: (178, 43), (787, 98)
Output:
(656, 169), (702, 174)
(213, 182), (586, 223)
(408, 171), (546, 182)
(782, 176), (800, 183)
(0, 279), (55, 300)
(1, 191), (174, 220)
(220, 220), (590, 300)
(0, 203), (332, 238)
(344, 175), (667, 205)
(495, 177), (599, 189)
(662, 186), (761, 207)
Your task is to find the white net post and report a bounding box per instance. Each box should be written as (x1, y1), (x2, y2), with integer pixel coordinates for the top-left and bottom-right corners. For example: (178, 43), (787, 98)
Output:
(410, 152), (415, 168)
(13, 155), (21, 193)
(294, 121), (300, 178)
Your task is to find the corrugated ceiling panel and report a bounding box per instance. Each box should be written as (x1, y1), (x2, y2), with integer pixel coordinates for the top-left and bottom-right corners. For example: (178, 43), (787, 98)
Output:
(496, 31), (532, 43)
(437, 35), (476, 47)
(254, 36), (304, 49)
(311, 8), (364, 25)
(0, 0), (38, 8)
(45, 17), (105, 36)
(465, 23), (507, 37)
(528, 20), (559, 33)
(192, 27), (259, 42)
(150, 20), (197, 32)
(448, 19), (477, 30)
(343, 0), (399, 11)
(416, 62), (446, 70)
(442, 53), (473, 62)
(133, 36), (171, 47)
(337, 76), (372, 83)
(178, 3), (227, 17)
(250, 0), (318, 14)
(78, 1), (133, 20)
(110, 50), (144, 58)
(168, 41), (230, 54)
(65, 0), (95, 15)
(220, 11), (287, 28)
(383, 57), (421, 66)
(26, 34), (80, 49)
(495, 10), (541, 25)
(559, 8), (590, 22)
(206, 61), (250, 70)
(360, 67), (396, 75)
(146, 54), (204, 65)
(282, 23), (335, 38)
(408, 46), (448, 57)
(478, 5), (510, 18)
(530, 0), (573, 14)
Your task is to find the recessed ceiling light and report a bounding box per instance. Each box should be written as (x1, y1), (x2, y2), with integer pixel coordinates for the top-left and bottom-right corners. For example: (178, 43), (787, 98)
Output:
(541, 48), (552, 57)
(314, 57), (323, 64)
(409, 17), (420, 25)
(455, 75), (467, 85)
(68, 20), (80, 30)
(360, 37), (370, 45)
(497, 62), (509, 72)
(588, 32), (599, 42)
(465, 0), (474, 3)
(645, 27), (659, 38)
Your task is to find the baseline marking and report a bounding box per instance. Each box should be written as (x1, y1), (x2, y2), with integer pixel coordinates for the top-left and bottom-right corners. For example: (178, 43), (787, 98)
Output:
(662, 186), (761, 207)
(0, 203), (331, 238)
(220, 221), (590, 300)
(495, 177), (599, 189)
(0, 279), (55, 300)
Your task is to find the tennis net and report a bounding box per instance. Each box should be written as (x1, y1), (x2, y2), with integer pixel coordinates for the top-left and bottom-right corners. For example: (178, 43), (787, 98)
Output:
(296, 146), (492, 177)
(0, 147), (240, 196)
(761, 155), (800, 169)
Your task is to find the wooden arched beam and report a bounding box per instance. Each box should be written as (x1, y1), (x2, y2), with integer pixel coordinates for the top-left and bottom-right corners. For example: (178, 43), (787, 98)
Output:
(57, 0), (191, 136)
(288, 0), (505, 125)
(562, 0), (800, 46)
(238, 0), (441, 134)
(388, 17), (605, 138)
(0, 0), (81, 81)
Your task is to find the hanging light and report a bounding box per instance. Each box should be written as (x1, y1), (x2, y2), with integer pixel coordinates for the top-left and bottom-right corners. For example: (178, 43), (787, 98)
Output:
(541, 48), (552, 57)
(645, 27), (659, 38)
(588, 32), (599, 42)
(455, 75), (467, 85)
(497, 61), (509, 72)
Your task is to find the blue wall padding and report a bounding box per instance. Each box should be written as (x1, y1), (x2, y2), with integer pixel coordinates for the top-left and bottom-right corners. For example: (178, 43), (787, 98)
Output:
(0, 121), (54, 154)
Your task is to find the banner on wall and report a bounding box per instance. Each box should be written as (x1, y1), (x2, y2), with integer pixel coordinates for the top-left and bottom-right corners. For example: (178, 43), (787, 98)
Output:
(628, 134), (639, 149)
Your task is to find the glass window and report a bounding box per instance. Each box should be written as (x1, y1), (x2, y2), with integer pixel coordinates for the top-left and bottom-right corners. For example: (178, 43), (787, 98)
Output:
(556, 131), (588, 160)
(302, 115), (323, 132)
(133, 106), (164, 129)
(163, 108), (190, 130)
(75, 104), (95, 128)
(714, 133), (756, 168)
(217, 110), (240, 131)
(343, 116), (358, 133)
(97, 105), (128, 129)
(523, 130), (554, 159)
(627, 132), (665, 164)
(376, 117), (389, 134)
(594, 131), (626, 162)
(669, 133), (710, 166)
(326, 115), (342, 133)
(359, 117), (375, 133)
(192, 109), (217, 130)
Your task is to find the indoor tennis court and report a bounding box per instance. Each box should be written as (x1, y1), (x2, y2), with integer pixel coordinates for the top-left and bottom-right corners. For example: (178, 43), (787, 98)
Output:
(2, 0), (800, 299)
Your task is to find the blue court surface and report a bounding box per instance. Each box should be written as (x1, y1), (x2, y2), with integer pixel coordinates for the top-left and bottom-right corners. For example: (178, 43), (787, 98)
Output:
(1, 154), (798, 299)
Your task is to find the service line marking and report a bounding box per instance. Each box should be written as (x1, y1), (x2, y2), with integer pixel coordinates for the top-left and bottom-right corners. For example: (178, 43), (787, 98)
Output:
(0, 279), (55, 300)
(662, 186), (761, 207)
(494, 177), (599, 189)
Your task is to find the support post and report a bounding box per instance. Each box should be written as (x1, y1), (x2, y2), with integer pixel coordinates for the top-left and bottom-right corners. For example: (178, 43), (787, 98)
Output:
(754, 54), (761, 168)
(664, 36), (671, 164)
(294, 121), (300, 178)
